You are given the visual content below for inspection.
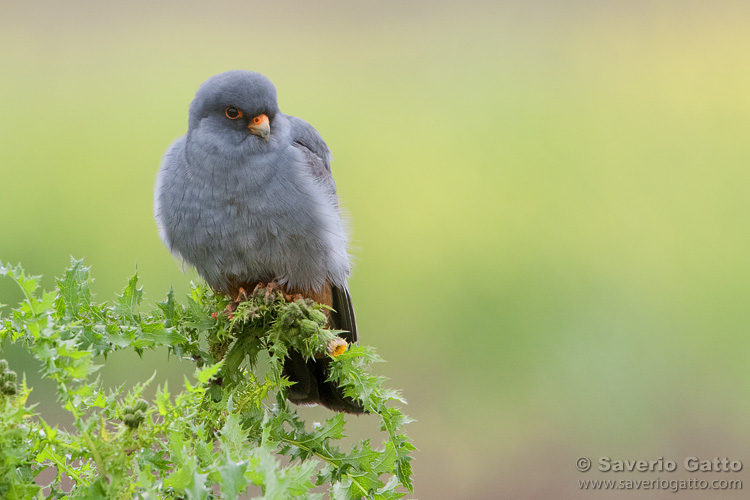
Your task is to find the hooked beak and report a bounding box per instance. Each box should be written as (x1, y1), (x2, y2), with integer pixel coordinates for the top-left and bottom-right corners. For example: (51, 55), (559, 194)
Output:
(248, 114), (270, 141)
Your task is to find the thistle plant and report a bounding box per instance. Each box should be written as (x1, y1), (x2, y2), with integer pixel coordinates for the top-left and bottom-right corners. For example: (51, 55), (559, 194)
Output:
(0, 258), (414, 499)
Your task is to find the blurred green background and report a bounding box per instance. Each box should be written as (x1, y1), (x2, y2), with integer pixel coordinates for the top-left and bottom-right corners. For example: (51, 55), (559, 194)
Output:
(2, 1), (750, 498)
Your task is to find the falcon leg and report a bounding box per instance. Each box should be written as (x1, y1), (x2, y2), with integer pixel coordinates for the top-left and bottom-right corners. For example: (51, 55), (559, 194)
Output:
(264, 281), (280, 299)
(235, 287), (249, 303)
(221, 301), (237, 319)
(218, 286), (249, 320)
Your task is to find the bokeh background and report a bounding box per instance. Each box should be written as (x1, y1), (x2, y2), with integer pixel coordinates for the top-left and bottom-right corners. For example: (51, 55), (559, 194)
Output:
(2, 1), (750, 498)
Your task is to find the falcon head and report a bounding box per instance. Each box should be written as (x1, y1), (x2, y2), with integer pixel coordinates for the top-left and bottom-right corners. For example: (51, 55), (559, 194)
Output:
(187, 70), (279, 147)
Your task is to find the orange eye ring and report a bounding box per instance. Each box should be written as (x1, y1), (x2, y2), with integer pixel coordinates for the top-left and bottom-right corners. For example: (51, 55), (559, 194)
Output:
(225, 107), (243, 119)
(253, 115), (264, 125)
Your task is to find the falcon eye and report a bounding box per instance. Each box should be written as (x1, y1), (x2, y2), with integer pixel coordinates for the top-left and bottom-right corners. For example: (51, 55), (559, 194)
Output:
(225, 107), (243, 119)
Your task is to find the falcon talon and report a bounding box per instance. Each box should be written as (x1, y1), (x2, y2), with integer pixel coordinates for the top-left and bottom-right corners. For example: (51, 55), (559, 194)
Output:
(223, 301), (238, 318)
(155, 70), (364, 414)
(282, 292), (304, 303)
(264, 281), (280, 299)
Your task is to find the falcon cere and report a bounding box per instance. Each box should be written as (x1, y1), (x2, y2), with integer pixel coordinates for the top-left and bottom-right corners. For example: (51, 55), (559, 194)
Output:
(597, 456), (743, 472)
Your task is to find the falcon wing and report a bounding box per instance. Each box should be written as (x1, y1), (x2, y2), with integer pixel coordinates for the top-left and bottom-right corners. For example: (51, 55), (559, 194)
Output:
(282, 116), (363, 413)
(289, 116), (357, 343)
(289, 116), (338, 198)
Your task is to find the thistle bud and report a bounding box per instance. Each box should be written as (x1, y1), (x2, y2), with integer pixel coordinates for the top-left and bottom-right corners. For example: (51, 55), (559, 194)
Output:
(300, 319), (319, 336)
(309, 309), (328, 325)
(123, 414), (140, 429)
(135, 399), (148, 412)
(2, 381), (17, 396)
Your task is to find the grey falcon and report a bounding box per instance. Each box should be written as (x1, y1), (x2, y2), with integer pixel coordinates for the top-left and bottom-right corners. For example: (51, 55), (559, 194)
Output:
(154, 70), (363, 413)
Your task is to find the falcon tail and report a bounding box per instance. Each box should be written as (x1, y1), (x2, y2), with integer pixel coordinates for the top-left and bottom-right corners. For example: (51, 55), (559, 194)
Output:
(283, 285), (365, 414)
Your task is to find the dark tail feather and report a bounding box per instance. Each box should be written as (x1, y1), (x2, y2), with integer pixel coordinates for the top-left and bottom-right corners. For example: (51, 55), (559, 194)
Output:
(283, 351), (365, 413)
(331, 285), (357, 343)
(283, 285), (365, 413)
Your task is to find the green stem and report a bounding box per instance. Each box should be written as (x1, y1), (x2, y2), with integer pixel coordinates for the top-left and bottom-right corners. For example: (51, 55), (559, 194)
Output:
(12, 274), (43, 338)
(280, 436), (371, 497)
(44, 448), (89, 486)
(14, 278), (36, 316)
(279, 436), (338, 467)
(347, 473), (369, 496)
(64, 385), (108, 480)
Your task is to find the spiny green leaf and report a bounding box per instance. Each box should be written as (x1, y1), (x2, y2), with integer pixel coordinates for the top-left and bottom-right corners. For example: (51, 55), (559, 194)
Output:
(114, 272), (144, 322)
(54, 257), (91, 319)
(157, 288), (180, 326)
(163, 463), (195, 490)
(194, 360), (223, 385)
(217, 454), (249, 498)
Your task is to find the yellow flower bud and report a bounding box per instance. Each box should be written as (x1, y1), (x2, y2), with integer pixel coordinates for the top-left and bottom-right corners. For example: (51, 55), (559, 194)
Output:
(327, 337), (348, 358)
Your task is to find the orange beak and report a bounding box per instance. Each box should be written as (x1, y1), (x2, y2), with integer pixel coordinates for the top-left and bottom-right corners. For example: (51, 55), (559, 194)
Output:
(248, 114), (270, 141)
